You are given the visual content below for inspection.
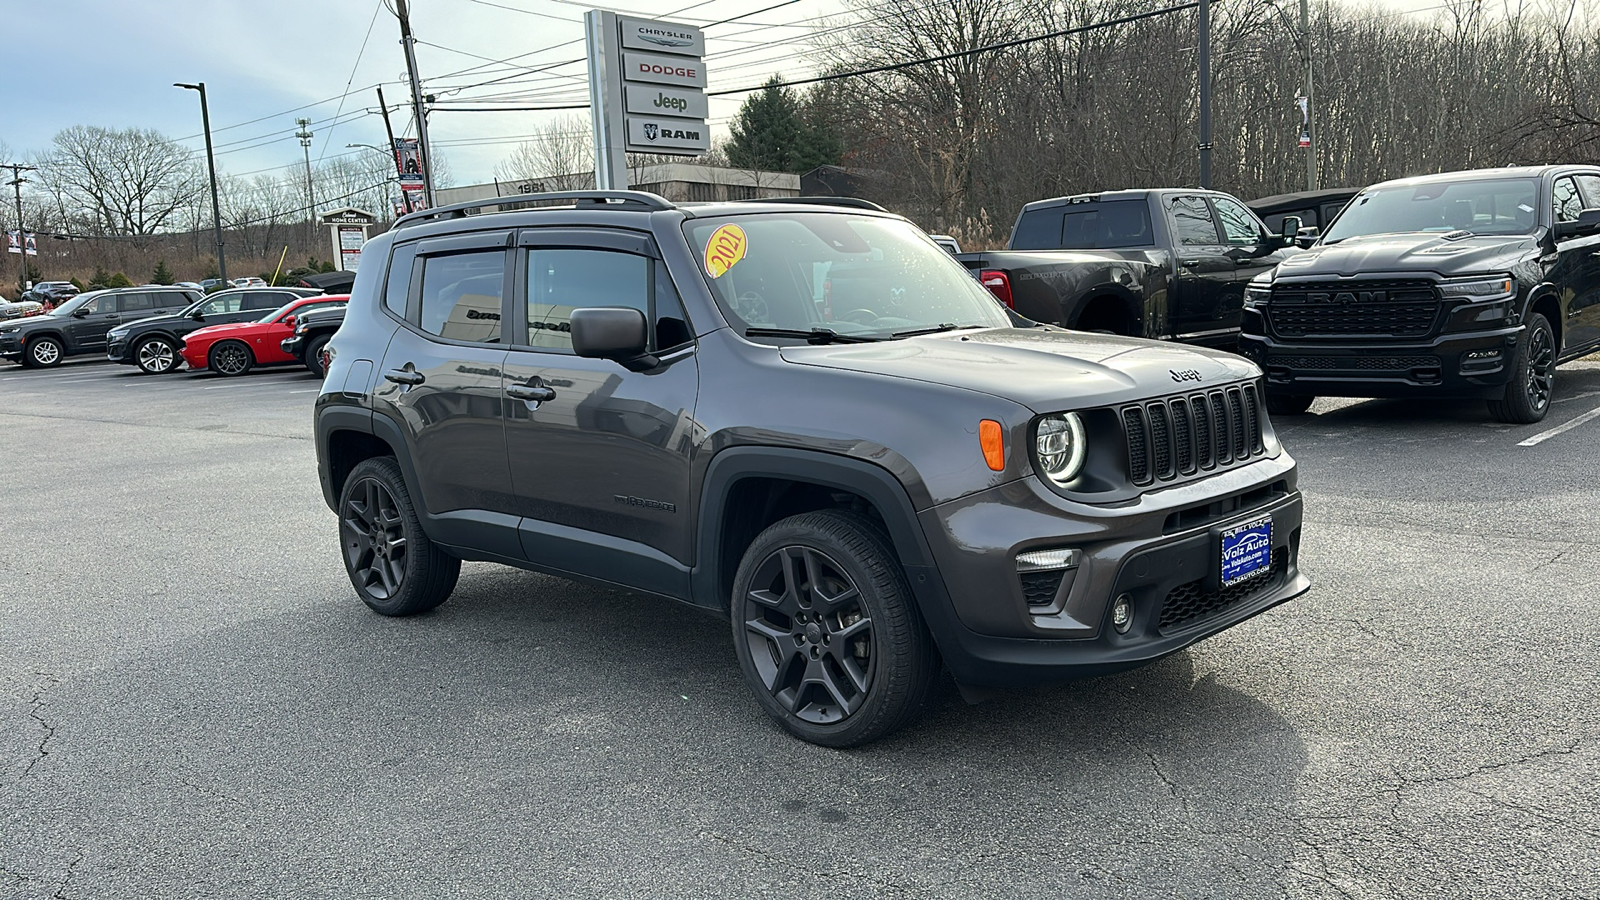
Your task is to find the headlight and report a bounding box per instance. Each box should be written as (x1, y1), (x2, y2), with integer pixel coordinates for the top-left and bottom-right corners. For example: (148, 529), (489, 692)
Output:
(1035, 413), (1087, 486)
(107, 329), (128, 341)
(1243, 283), (1272, 308)
(0, 326), (18, 335)
(1438, 275), (1514, 302)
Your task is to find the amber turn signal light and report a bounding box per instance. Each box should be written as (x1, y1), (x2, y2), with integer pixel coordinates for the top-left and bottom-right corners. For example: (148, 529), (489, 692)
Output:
(979, 420), (1004, 471)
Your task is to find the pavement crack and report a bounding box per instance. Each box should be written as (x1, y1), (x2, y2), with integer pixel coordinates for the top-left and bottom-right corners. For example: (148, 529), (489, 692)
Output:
(23, 672), (61, 778)
(1397, 741), (1580, 786)
(51, 850), (83, 900)
(1529, 549), (1567, 572)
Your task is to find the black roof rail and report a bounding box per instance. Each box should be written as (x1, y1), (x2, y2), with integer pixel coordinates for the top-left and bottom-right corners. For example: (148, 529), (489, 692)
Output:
(393, 190), (676, 230)
(736, 196), (888, 212)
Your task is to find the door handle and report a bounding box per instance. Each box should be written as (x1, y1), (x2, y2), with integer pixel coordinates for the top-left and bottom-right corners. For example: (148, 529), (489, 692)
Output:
(1179, 258), (1202, 268)
(505, 383), (556, 402)
(383, 366), (425, 386)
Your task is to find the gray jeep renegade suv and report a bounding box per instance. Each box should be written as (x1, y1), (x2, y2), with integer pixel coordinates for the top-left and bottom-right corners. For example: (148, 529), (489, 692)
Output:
(314, 191), (1310, 747)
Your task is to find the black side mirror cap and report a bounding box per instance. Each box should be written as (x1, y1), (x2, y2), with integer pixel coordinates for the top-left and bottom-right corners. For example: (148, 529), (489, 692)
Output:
(71, 308), (90, 317)
(571, 307), (657, 371)
(1555, 208), (1600, 240)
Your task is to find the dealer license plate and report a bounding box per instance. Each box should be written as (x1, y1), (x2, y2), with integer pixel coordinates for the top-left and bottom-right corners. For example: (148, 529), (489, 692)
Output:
(1220, 516), (1273, 587)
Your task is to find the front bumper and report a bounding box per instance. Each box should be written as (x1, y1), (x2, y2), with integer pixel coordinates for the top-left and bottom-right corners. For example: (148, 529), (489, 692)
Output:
(0, 334), (23, 359)
(1238, 316), (1523, 400)
(281, 334), (305, 358)
(106, 337), (133, 363)
(912, 454), (1307, 687)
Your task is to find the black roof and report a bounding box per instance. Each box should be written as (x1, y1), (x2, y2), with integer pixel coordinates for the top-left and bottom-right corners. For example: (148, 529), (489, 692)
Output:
(1246, 187), (1361, 213)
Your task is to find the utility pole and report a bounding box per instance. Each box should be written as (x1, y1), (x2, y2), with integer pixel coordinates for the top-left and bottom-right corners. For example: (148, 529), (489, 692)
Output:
(3, 163), (36, 291)
(393, 0), (436, 207)
(296, 118), (316, 250)
(1300, 0), (1317, 190)
(1197, 0), (1212, 189)
(376, 86), (403, 215)
(175, 82), (227, 282)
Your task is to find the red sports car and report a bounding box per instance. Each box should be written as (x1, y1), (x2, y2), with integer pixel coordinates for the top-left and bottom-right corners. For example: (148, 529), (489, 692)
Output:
(182, 294), (348, 376)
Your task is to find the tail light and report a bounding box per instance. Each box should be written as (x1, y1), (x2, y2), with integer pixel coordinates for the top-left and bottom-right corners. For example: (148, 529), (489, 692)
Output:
(979, 269), (1013, 308)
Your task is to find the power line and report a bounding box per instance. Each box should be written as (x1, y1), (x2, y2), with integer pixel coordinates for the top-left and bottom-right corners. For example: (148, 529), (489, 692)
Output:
(317, 0), (388, 167)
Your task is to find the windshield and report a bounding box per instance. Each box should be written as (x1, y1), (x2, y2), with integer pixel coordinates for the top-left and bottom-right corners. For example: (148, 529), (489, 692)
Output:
(1323, 178), (1539, 242)
(685, 213), (1011, 341)
(260, 300), (304, 323)
(48, 291), (104, 316)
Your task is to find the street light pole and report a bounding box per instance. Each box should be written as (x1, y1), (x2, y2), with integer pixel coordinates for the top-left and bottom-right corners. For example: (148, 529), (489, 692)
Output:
(1300, 0), (1317, 191)
(1197, 0), (1212, 189)
(175, 82), (228, 283)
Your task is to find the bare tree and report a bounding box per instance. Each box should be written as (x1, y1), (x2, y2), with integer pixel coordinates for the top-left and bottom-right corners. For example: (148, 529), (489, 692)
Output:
(36, 126), (200, 237)
(494, 115), (595, 190)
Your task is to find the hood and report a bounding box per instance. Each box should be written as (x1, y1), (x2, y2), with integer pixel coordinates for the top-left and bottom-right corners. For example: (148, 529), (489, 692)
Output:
(188, 321), (266, 339)
(1276, 232), (1536, 279)
(778, 327), (1259, 411)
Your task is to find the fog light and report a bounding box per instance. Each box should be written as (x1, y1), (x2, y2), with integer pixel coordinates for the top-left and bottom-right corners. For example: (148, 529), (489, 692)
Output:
(1111, 594), (1133, 634)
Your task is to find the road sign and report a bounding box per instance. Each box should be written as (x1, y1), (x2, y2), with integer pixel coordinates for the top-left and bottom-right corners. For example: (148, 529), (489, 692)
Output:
(587, 9), (708, 187)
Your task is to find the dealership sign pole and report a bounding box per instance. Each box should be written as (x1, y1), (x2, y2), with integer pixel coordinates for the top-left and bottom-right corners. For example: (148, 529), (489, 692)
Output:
(586, 11), (708, 190)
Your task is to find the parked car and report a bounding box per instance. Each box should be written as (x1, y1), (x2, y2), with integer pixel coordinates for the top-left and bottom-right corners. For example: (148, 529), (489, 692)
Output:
(0, 286), (200, 368)
(23, 281), (81, 305)
(172, 281), (204, 291)
(0, 294), (44, 320)
(230, 277), (268, 288)
(279, 304), (345, 377)
(181, 294), (348, 376)
(956, 189), (1300, 348)
(200, 278), (225, 291)
(295, 270), (356, 294)
(929, 233), (962, 255)
(107, 287), (323, 374)
(1239, 165), (1600, 422)
(314, 189), (1309, 747)
(1246, 187), (1361, 244)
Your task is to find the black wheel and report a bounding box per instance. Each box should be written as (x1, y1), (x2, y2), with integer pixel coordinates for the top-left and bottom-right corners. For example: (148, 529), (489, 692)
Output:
(304, 335), (331, 378)
(731, 510), (937, 748)
(135, 336), (180, 374)
(25, 336), (63, 368)
(208, 340), (253, 377)
(337, 457), (459, 616)
(1489, 312), (1556, 424)
(1265, 391), (1315, 416)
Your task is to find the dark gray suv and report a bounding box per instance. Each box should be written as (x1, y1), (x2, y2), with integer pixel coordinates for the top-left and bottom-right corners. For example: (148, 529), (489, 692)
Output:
(315, 191), (1310, 746)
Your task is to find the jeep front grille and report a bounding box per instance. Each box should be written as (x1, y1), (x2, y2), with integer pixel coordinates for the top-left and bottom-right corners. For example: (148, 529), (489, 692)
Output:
(1122, 384), (1265, 486)
(1267, 280), (1439, 339)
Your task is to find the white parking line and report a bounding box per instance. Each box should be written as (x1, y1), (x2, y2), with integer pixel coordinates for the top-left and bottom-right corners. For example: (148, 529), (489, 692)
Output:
(1519, 405), (1600, 446)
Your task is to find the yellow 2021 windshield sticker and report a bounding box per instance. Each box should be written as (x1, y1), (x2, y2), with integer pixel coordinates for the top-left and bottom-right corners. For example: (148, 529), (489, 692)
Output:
(704, 224), (748, 278)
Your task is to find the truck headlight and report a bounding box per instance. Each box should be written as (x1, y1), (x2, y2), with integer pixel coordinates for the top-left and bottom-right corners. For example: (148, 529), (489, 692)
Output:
(1035, 413), (1087, 486)
(1438, 275), (1514, 302)
(1243, 283), (1272, 308)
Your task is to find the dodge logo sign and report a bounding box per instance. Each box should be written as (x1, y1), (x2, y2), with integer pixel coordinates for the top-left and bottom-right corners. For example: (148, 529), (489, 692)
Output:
(643, 123), (659, 141)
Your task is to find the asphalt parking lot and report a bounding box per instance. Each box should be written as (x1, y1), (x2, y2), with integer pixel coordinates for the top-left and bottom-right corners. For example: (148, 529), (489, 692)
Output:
(2, 356), (1597, 899)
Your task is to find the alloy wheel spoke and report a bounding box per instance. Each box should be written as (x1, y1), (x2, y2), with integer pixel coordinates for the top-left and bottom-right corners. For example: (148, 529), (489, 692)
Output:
(810, 660), (856, 713)
(781, 547), (808, 609)
(837, 653), (871, 694)
(746, 617), (790, 645)
(834, 616), (871, 643)
(769, 650), (806, 701)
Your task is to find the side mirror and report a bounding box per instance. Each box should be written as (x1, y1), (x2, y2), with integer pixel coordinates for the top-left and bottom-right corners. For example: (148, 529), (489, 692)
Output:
(190, 311), (205, 321)
(571, 307), (656, 372)
(71, 307), (90, 318)
(1295, 226), (1320, 249)
(1556, 208), (1600, 240)
(283, 316), (297, 329)
(1269, 215), (1303, 249)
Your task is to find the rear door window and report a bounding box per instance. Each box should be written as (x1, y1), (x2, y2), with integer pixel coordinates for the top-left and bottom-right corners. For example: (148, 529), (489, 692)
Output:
(1169, 196), (1221, 245)
(118, 293), (155, 313)
(1575, 174), (1600, 209)
(1009, 209), (1066, 250)
(418, 250), (505, 344)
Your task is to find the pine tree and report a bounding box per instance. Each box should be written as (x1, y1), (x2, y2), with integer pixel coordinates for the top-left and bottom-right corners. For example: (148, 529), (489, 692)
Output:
(727, 76), (844, 175)
(152, 260), (174, 285)
(89, 266), (111, 288)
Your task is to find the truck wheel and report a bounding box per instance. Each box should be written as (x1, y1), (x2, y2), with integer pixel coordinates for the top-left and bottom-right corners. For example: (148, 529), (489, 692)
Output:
(338, 457), (459, 616)
(25, 336), (63, 368)
(730, 510), (937, 748)
(135, 336), (180, 374)
(305, 335), (331, 378)
(1489, 312), (1556, 424)
(1265, 391), (1315, 416)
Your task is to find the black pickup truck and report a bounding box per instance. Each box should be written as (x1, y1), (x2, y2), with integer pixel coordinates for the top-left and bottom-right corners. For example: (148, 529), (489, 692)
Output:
(957, 190), (1300, 347)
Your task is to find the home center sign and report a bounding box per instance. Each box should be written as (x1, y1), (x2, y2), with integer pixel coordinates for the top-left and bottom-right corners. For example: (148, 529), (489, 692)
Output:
(586, 10), (709, 187)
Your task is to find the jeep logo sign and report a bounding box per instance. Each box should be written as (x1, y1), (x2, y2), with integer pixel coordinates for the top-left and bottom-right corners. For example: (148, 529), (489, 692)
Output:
(625, 85), (709, 120)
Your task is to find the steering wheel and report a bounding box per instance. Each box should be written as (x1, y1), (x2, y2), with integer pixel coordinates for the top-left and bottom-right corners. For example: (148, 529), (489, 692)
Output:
(734, 291), (770, 324)
(839, 308), (880, 326)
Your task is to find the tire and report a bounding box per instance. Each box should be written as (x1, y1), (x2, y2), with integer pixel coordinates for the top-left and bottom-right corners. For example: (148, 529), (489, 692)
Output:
(304, 335), (331, 378)
(1489, 312), (1556, 424)
(135, 336), (180, 374)
(208, 340), (253, 377)
(1265, 391), (1315, 416)
(730, 510), (938, 748)
(25, 336), (63, 368)
(337, 457), (460, 616)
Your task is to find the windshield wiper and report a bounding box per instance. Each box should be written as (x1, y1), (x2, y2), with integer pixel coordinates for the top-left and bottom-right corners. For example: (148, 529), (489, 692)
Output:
(891, 323), (980, 338)
(743, 327), (880, 345)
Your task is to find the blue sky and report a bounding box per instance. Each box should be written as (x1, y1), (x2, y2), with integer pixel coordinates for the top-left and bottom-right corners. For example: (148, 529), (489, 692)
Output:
(3, 0), (845, 185)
